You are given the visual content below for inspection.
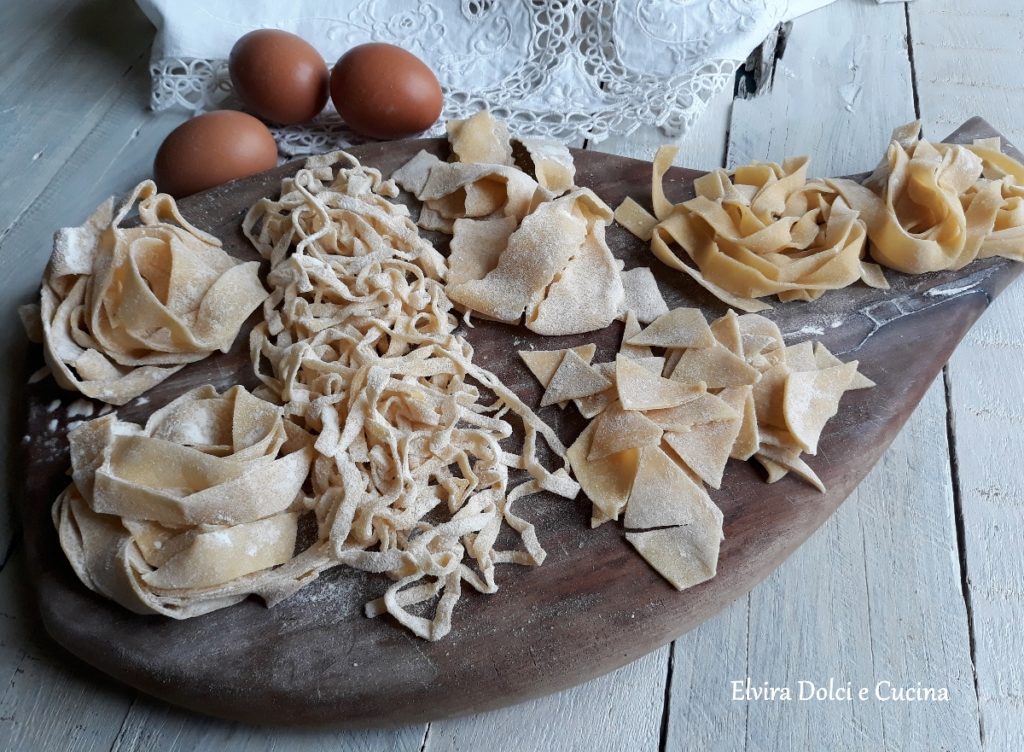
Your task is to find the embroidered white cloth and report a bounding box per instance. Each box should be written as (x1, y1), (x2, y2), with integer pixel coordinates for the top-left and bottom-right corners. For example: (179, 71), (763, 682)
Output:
(138, 0), (834, 156)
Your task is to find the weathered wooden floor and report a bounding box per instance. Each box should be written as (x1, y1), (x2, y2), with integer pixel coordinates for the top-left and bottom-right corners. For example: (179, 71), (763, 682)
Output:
(0, 1), (1020, 749)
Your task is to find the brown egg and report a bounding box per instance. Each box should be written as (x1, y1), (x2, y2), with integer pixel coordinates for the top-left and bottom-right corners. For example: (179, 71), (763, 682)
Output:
(330, 43), (443, 139)
(154, 111), (278, 198)
(229, 29), (329, 125)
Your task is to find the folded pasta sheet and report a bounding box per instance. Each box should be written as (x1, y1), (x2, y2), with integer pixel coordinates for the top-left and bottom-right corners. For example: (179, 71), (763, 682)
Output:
(619, 123), (1024, 306)
(394, 111), (625, 335)
(53, 385), (320, 618)
(618, 148), (878, 311)
(28, 181), (267, 405)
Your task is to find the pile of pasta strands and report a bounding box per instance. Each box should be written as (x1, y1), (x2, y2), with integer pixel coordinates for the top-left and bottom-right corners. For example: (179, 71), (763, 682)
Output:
(618, 122), (1024, 308)
(242, 151), (578, 639)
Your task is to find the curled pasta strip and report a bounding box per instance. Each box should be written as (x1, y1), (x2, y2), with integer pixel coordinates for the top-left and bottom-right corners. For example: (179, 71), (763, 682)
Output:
(52, 385), (320, 618)
(829, 122), (1024, 273)
(636, 148), (877, 309)
(28, 181), (267, 404)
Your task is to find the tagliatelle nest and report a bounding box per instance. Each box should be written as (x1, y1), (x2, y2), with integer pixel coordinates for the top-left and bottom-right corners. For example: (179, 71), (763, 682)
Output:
(25, 181), (268, 405)
(52, 385), (318, 618)
(245, 151), (578, 639)
(828, 122), (1024, 273)
(616, 147), (886, 312)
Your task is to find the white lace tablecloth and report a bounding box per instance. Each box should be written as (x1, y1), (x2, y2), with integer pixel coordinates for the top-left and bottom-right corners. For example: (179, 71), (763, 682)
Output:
(137, 0), (834, 156)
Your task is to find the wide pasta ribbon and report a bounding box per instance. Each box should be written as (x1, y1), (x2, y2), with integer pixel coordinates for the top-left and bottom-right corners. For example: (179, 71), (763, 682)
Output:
(53, 385), (319, 618)
(29, 181), (267, 404)
(829, 122), (1024, 273)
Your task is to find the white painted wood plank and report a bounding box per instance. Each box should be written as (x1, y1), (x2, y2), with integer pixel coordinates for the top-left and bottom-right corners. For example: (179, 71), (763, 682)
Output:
(659, 2), (984, 750)
(425, 647), (668, 752)
(0, 547), (132, 751)
(909, 0), (1024, 148)
(0, 0), (155, 234)
(111, 698), (425, 752)
(912, 2), (1024, 749)
(594, 83), (733, 171)
(728, 1), (915, 174)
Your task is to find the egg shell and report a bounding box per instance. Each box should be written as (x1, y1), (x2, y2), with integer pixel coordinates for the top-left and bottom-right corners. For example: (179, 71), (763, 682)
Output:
(330, 43), (443, 139)
(154, 111), (278, 198)
(229, 29), (329, 125)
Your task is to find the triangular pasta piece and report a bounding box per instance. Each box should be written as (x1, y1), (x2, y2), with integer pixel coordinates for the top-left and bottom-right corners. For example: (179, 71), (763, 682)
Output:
(663, 410), (743, 490)
(587, 401), (663, 461)
(574, 361), (615, 419)
(668, 344), (760, 389)
(519, 344), (597, 388)
(736, 313), (784, 359)
(756, 445), (825, 493)
(782, 362), (857, 454)
(710, 309), (743, 357)
(618, 267), (669, 324)
(644, 393), (739, 432)
(720, 385), (758, 460)
(783, 341), (817, 372)
(541, 350), (611, 407)
(752, 361), (790, 429)
(813, 343), (875, 389)
(624, 446), (720, 529)
(626, 307), (715, 349)
(625, 522), (722, 591)
(616, 355), (704, 411)
(567, 420), (639, 527)
(620, 310), (654, 359)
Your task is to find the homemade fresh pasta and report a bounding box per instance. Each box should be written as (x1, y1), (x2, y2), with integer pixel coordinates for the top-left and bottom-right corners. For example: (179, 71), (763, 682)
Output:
(27, 181), (267, 405)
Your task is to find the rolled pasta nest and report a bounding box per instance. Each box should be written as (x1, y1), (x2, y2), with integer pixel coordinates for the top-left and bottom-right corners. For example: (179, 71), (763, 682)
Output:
(27, 181), (268, 405)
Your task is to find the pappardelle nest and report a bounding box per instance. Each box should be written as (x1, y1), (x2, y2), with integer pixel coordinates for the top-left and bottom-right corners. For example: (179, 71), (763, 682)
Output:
(23, 181), (267, 405)
(617, 121), (1024, 309)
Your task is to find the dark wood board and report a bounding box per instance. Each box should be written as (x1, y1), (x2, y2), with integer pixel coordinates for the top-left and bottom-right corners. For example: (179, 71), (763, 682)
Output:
(14, 118), (1022, 727)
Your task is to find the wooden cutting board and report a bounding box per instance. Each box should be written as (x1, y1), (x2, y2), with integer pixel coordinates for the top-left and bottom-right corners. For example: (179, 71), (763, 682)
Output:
(16, 118), (1022, 727)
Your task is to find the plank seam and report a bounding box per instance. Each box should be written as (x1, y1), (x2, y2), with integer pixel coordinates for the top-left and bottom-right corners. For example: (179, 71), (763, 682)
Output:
(904, 3), (922, 121)
(0, 532), (17, 573)
(107, 695), (140, 752)
(658, 642), (675, 752)
(943, 365), (985, 750)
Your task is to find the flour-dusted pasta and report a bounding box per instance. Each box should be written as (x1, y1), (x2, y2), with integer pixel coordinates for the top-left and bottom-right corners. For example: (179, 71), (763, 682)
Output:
(52, 385), (320, 618)
(394, 112), (631, 336)
(28, 181), (267, 405)
(559, 305), (871, 591)
(244, 150), (579, 640)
